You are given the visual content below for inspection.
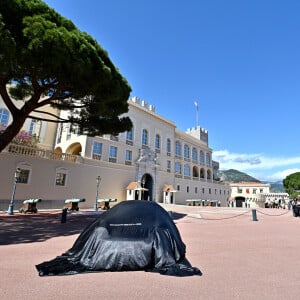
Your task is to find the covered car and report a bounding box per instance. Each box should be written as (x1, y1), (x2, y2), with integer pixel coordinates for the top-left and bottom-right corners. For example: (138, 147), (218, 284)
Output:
(36, 200), (201, 277)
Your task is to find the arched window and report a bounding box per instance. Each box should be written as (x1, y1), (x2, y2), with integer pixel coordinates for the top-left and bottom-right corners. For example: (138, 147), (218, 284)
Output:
(175, 141), (181, 156)
(142, 129), (148, 146)
(0, 108), (9, 125)
(126, 127), (133, 142)
(184, 144), (190, 159)
(125, 127), (134, 146)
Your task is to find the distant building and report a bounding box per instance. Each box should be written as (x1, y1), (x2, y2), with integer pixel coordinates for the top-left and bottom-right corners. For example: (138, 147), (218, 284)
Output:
(229, 182), (271, 208)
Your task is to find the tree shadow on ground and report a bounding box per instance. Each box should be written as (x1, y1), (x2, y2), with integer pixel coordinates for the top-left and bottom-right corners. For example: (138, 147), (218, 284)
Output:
(0, 211), (187, 246)
(0, 212), (98, 245)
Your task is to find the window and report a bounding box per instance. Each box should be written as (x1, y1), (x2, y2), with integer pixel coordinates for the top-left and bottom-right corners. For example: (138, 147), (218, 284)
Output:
(155, 134), (160, 148)
(206, 153), (211, 166)
(177, 185), (180, 191)
(195, 187), (198, 194)
(192, 147), (198, 161)
(55, 168), (68, 186)
(155, 134), (161, 152)
(142, 129), (148, 147)
(199, 150), (204, 164)
(92, 142), (102, 160)
(66, 124), (72, 140)
(18, 169), (30, 184)
(166, 138), (171, 155)
(109, 146), (118, 162)
(125, 150), (132, 165)
(187, 186), (189, 193)
(167, 160), (171, 172)
(56, 124), (63, 144)
(184, 164), (190, 177)
(175, 141), (181, 156)
(29, 119), (42, 138)
(184, 144), (190, 160)
(55, 173), (67, 186)
(0, 108), (9, 125)
(126, 128), (133, 145)
(175, 162), (182, 174)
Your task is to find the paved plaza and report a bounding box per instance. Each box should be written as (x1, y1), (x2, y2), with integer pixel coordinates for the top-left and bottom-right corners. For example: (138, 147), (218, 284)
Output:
(0, 205), (300, 299)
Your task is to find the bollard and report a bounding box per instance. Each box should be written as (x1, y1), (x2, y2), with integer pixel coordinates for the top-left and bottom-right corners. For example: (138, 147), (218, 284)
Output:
(252, 209), (258, 221)
(61, 207), (68, 223)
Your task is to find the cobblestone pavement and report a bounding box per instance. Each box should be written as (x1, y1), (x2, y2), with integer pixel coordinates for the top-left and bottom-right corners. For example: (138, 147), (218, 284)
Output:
(0, 206), (299, 300)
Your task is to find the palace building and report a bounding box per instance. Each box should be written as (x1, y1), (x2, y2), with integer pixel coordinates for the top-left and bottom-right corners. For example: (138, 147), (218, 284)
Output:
(0, 96), (230, 210)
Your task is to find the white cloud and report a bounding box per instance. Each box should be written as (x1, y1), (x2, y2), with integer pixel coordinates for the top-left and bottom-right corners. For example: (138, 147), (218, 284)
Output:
(213, 149), (300, 181)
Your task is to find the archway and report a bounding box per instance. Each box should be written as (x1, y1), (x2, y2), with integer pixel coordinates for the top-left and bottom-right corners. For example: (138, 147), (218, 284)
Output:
(66, 143), (82, 155)
(192, 166), (199, 178)
(54, 147), (62, 153)
(141, 173), (153, 201)
(235, 196), (245, 207)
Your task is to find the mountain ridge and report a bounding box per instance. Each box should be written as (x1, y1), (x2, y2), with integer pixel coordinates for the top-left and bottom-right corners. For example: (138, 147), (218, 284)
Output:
(218, 169), (285, 192)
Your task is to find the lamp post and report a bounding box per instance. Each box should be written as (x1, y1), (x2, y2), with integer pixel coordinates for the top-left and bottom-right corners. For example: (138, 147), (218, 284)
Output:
(141, 177), (146, 200)
(7, 168), (21, 215)
(94, 176), (101, 211)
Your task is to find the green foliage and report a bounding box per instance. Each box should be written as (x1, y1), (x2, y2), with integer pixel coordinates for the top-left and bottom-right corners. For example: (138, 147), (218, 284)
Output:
(283, 172), (300, 199)
(0, 0), (132, 151)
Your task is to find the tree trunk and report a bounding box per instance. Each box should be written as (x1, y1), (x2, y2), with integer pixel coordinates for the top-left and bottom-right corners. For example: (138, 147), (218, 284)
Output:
(0, 118), (26, 152)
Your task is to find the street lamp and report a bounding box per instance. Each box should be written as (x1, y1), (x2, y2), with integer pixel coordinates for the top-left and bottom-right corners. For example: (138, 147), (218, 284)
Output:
(141, 177), (146, 200)
(94, 176), (101, 211)
(7, 168), (21, 215)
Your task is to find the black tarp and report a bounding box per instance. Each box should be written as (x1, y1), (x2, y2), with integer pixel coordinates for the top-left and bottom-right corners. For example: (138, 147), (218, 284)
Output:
(36, 200), (202, 277)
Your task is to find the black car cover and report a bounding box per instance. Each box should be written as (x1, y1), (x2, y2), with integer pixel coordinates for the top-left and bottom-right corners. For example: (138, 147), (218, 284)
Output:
(36, 200), (202, 277)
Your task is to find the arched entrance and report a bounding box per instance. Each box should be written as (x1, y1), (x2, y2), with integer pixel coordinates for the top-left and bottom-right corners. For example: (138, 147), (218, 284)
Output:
(141, 173), (153, 201)
(235, 196), (245, 207)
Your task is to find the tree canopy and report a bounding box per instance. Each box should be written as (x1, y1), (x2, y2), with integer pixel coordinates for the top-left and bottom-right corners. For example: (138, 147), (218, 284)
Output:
(0, 0), (132, 152)
(283, 172), (300, 199)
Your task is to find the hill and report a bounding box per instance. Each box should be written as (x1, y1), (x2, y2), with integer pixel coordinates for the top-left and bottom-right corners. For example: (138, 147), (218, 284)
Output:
(218, 169), (261, 183)
(218, 169), (285, 192)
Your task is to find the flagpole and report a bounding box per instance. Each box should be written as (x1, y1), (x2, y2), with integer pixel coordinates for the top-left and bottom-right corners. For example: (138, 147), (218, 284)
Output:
(194, 101), (199, 127)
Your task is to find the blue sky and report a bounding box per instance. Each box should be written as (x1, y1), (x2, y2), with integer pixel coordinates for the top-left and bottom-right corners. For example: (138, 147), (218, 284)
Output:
(44, 0), (300, 182)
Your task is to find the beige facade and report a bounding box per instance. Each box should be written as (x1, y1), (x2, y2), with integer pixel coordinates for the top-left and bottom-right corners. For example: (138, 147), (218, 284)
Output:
(0, 96), (59, 151)
(0, 96), (230, 211)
